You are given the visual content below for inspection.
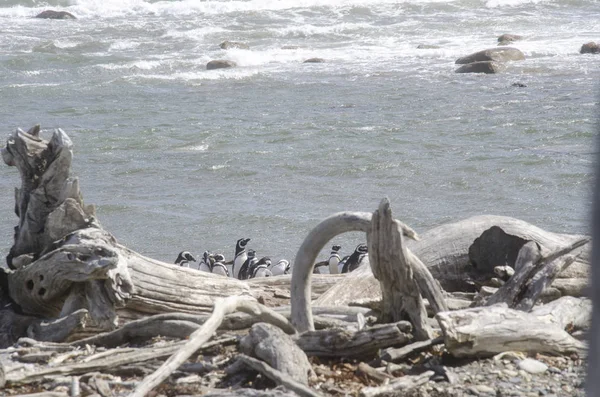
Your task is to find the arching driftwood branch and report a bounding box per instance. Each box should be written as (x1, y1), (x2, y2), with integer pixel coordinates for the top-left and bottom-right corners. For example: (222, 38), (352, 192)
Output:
(290, 199), (445, 334)
(291, 211), (372, 332)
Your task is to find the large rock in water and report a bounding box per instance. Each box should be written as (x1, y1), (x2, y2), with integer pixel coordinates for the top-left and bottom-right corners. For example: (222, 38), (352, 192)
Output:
(219, 41), (249, 50)
(35, 10), (77, 19)
(456, 47), (525, 64)
(206, 60), (236, 70)
(497, 33), (523, 46)
(455, 61), (506, 74)
(580, 42), (600, 54)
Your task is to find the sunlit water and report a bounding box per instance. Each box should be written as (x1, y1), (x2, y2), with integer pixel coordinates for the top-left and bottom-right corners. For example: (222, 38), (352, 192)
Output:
(0, 0), (598, 267)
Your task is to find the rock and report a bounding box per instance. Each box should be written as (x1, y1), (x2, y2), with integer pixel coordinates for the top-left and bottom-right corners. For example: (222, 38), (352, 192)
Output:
(518, 358), (549, 374)
(512, 82), (527, 87)
(455, 47), (525, 64)
(35, 10), (77, 19)
(417, 44), (441, 49)
(303, 58), (325, 63)
(497, 34), (523, 46)
(219, 41), (249, 50)
(240, 323), (313, 385)
(206, 60), (236, 70)
(281, 45), (299, 50)
(580, 42), (600, 54)
(455, 61), (506, 74)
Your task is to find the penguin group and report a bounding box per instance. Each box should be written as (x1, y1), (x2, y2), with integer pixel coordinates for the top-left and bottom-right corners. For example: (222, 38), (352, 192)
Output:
(174, 237), (290, 280)
(314, 243), (369, 274)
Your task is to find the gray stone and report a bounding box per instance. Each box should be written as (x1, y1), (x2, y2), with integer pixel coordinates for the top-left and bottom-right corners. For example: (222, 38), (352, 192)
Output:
(455, 47), (525, 64)
(219, 41), (249, 50)
(303, 57), (325, 63)
(206, 60), (237, 70)
(35, 10), (76, 19)
(518, 358), (548, 374)
(497, 34), (523, 45)
(580, 42), (600, 54)
(455, 61), (506, 74)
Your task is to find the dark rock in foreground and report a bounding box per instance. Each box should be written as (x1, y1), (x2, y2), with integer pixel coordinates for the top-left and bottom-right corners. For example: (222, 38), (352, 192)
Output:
(455, 61), (506, 74)
(206, 60), (237, 70)
(220, 41), (249, 50)
(456, 47), (525, 64)
(35, 10), (77, 19)
(497, 33), (522, 46)
(580, 41), (600, 54)
(303, 58), (325, 63)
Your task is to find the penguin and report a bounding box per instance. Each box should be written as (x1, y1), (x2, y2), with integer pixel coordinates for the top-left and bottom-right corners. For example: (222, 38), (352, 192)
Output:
(250, 257), (272, 278)
(341, 244), (368, 273)
(328, 244), (342, 275)
(175, 251), (196, 267)
(282, 259), (292, 275)
(198, 251), (213, 273)
(211, 253), (229, 277)
(269, 258), (289, 276)
(238, 249), (257, 280)
(232, 238), (251, 279)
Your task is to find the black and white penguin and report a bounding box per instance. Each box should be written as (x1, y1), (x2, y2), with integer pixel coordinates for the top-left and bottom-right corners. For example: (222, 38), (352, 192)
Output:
(341, 244), (368, 273)
(198, 251), (213, 273)
(283, 260), (292, 274)
(232, 238), (251, 279)
(250, 257), (272, 278)
(211, 253), (229, 277)
(328, 244), (342, 275)
(237, 249), (257, 280)
(269, 258), (288, 276)
(175, 251), (196, 267)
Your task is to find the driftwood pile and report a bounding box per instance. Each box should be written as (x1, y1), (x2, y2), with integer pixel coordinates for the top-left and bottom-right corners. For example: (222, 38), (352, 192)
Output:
(0, 126), (591, 396)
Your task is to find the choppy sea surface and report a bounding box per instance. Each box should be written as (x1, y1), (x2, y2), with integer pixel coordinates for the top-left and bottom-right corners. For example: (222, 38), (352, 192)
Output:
(0, 0), (598, 267)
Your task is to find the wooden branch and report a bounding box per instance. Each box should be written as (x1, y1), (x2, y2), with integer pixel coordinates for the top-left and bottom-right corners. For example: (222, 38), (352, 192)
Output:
(294, 321), (413, 358)
(368, 198), (437, 339)
(531, 296), (591, 331)
(290, 211), (372, 332)
(436, 305), (587, 358)
(238, 354), (323, 397)
(379, 336), (444, 363)
(359, 370), (434, 397)
(129, 296), (295, 397)
(485, 238), (588, 310)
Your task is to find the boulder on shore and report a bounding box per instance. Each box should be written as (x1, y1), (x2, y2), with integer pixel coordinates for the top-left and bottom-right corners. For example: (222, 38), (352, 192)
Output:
(35, 10), (77, 19)
(219, 41), (249, 50)
(417, 44), (441, 49)
(455, 61), (506, 74)
(206, 60), (237, 70)
(497, 33), (523, 46)
(580, 42), (600, 54)
(456, 47), (525, 64)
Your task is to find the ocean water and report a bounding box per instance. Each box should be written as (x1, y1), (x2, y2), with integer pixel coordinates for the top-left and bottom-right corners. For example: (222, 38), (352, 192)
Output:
(0, 0), (597, 267)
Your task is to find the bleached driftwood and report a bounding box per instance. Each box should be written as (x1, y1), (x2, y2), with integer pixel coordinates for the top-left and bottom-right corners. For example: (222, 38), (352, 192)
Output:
(379, 336), (444, 363)
(485, 238), (589, 310)
(368, 198), (446, 339)
(294, 321), (413, 358)
(531, 296), (591, 331)
(314, 216), (590, 309)
(129, 296), (294, 397)
(290, 200), (444, 333)
(359, 370), (434, 397)
(240, 323), (313, 385)
(436, 305), (586, 358)
(238, 354), (322, 397)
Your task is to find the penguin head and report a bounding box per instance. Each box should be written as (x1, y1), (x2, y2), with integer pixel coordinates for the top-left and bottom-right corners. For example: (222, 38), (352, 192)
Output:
(213, 253), (225, 263)
(257, 257), (271, 267)
(237, 238), (251, 248)
(331, 245), (341, 252)
(202, 251), (211, 263)
(176, 251), (196, 264)
(247, 249), (256, 259)
(355, 244), (368, 255)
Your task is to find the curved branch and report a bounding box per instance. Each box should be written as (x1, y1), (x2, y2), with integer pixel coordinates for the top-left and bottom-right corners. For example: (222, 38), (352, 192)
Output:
(291, 211), (372, 332)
